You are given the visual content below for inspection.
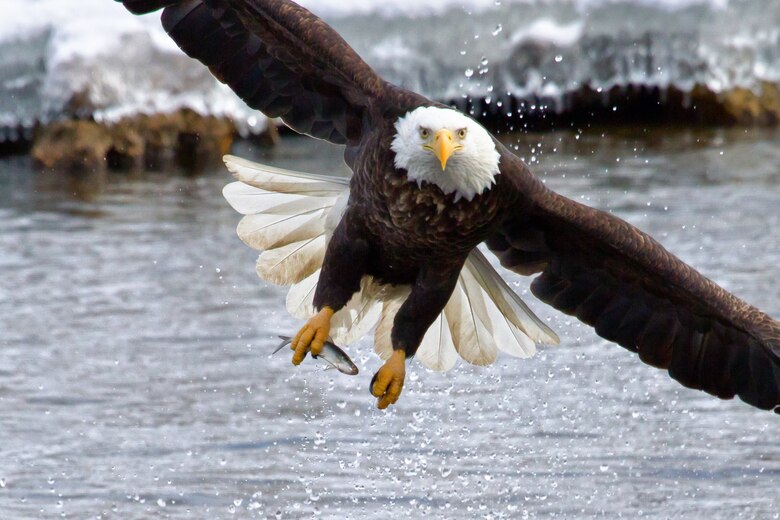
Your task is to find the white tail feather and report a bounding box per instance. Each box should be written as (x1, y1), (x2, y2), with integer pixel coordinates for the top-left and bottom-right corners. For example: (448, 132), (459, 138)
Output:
(330, 278), (383, 346)
(372, 251), (555, 370)
(286, 269), (320, 320)
(374, 290), (408, 362)
(462, 255), (535, 359)
(256, 235), (327, 286)
(285, 271), (382, 346)
(466, 249), (559, 345)
(444, 271), (500, 366)
(222, 181), (337, 216)
(236, 211), (328, 251)
(224, 155), (348, 195)
(222, 158), (346, 284)
(415, 312), (458, 372)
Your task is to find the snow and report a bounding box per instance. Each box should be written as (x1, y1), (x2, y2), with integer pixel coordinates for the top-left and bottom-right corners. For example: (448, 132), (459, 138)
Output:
(0, 0), (774, 131)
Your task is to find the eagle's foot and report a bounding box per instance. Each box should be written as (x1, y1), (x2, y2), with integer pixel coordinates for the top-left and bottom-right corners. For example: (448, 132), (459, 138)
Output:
(290, 307), (334, 365)
(371, 350), (406, 409)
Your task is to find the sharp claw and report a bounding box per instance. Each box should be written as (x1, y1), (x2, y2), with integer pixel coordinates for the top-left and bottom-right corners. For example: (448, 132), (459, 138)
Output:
(369, 372), (380, 396)
(371, 351), (406, 408)
(289, 307), (334, 367)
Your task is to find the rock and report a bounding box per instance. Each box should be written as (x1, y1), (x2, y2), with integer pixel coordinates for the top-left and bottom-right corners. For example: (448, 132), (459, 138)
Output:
(32, 120), (113, 172)
(170, 109), (235, 171)
(20, 81), (780, 169)
(30, 109), (276, 172)
(720, 82), (780, 126)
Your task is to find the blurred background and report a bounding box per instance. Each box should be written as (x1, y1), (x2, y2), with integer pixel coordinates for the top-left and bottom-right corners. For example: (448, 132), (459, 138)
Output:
(1, 0), (779, 519)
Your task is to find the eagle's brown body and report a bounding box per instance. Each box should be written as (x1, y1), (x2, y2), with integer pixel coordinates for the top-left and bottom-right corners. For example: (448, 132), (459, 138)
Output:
(121, 0), (780, 413)
(344, 126), (513, 284)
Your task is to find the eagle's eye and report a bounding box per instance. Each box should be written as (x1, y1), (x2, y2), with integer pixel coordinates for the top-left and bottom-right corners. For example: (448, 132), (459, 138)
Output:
(458, 128), (468, 139)
(419, 127), (430, 139)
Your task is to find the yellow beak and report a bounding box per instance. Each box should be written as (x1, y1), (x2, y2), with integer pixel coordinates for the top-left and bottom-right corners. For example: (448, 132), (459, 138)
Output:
(433, 129), (457, 170)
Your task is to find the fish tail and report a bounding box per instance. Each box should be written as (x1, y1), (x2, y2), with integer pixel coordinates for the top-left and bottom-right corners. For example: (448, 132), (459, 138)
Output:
(272, 336), (292, 355)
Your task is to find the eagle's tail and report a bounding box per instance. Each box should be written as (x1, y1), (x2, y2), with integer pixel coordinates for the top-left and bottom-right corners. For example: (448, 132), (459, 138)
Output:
(222, 155), (382, 346)
(222, 155), (558, 370)
(374, 250), (559, 370)
(222, 154), (348, 287)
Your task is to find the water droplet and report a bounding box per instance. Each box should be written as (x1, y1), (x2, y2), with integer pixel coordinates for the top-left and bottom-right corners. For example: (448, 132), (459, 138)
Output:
(492, 24), (503, 36)
(464, 68), (474, 78)
(554, 55), (563, 63)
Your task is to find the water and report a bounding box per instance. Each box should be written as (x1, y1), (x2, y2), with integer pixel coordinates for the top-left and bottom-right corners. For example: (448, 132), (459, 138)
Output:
(1, 129), (779, 519)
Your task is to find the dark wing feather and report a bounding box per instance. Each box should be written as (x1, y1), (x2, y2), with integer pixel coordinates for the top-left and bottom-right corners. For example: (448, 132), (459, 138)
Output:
(117, 0), (428, 144)
(120, 0), (179, 14)
(489, 148), (780, 412)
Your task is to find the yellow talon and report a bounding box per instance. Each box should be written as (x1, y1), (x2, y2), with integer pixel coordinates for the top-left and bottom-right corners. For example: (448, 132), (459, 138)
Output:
(290, 307), (334, 365)
(371, 350), (406, 409)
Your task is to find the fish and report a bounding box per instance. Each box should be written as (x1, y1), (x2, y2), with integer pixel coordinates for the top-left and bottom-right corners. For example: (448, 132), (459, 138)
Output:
(272, 335), (359, 375)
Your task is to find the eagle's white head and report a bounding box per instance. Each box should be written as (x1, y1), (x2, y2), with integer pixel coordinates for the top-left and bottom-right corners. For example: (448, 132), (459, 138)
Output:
(391, 106), (501, 202)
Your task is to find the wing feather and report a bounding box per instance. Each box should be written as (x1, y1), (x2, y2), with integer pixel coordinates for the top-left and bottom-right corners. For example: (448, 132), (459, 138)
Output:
(415, 312), (458, 372)
(444, 273), (499, 366)
(489, 145), (780, 412)
(119, 0), (430, 144)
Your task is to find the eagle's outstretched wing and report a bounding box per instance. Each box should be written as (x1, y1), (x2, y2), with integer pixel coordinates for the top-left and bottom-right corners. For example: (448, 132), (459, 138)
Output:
(119, 0), (429, 144)
(489, 144), (780, 412)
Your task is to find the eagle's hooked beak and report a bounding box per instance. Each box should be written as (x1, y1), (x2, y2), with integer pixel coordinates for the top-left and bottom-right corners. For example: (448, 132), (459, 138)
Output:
(431, 129), (462, 170)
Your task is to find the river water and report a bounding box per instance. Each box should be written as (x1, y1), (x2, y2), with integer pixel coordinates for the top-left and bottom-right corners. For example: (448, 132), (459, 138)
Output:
(1, 128), (779, 519)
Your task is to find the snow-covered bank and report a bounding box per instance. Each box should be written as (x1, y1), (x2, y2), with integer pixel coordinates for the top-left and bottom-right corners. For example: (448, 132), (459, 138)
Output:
(1, 0), (779, 147)
(0, 0), (266, 141)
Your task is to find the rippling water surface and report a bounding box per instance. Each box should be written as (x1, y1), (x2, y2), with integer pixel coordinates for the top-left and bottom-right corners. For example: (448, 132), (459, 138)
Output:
(1, 128), (779, 519)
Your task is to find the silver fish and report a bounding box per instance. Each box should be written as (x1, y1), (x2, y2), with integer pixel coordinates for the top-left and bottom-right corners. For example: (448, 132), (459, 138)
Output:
(273, 335), (359, 375)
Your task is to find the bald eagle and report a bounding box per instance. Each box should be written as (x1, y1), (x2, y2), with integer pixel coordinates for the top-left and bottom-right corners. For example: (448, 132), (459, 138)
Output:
(121, 0), (780, 412)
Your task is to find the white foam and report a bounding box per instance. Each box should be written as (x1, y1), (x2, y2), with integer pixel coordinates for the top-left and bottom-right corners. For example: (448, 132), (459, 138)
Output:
(507, 19), (584, 47)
